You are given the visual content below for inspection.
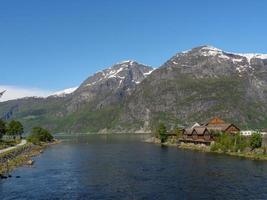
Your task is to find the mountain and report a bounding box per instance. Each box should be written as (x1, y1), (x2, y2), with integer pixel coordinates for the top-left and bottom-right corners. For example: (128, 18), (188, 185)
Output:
(0, 61), (153, 133)
(122, 45), (267, 130)
(1, 46), (267, 133)
(67, 60), (153, 112)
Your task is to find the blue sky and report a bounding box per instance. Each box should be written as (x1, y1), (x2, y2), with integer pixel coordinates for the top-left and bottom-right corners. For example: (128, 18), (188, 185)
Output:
(1, 0), (267, 97)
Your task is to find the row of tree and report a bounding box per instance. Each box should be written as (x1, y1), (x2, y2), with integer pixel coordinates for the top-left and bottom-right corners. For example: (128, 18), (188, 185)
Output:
(0, 119), (24, 140)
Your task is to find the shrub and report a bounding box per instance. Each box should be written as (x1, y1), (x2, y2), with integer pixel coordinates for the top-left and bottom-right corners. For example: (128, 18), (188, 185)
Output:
(6, 120), (24, 139)
(27, 127), (53, 144)
(0, 119), (6, 139)
(211, 132), (249, 152)
(250, 132), (262, 150)
(156, 123), (167, 143)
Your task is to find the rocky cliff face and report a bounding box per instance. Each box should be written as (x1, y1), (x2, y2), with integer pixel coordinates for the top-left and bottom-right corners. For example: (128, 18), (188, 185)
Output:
(123, 46), (267, 130)
(66, 60), (153, 112)
(1, 45), (267, 133)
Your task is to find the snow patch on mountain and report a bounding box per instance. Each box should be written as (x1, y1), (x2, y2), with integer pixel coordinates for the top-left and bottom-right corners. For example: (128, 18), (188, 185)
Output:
(237, 53), (267, 61)
(192, 45), (267, 61)
(52, 87), (78, 97)
(185, 45), (267, 74)
(143, 69), (155, 77)
(85, 60), (153, 87)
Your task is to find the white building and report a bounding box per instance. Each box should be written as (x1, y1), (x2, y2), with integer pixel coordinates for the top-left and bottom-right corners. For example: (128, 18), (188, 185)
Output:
(240, 130), (267, 136)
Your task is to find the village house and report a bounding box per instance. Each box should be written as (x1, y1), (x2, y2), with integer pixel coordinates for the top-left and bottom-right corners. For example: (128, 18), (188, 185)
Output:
(180, 117), (240, 145)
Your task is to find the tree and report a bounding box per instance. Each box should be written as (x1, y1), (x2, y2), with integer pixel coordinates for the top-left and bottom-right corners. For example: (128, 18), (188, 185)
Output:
(27, 127), (53, 144)
(250, 132), (262, 150)
(7, 120), (24, 140)
(174, 128), (182, 138)
(0, 119), (6, 139)
(157, 123), (167, 143)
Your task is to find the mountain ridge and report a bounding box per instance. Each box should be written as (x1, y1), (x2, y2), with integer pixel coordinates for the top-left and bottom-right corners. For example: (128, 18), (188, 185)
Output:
(1, 45), (267, 133)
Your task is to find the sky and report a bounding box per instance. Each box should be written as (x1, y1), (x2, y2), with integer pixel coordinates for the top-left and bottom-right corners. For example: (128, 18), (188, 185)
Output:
(1, 0), (267, 100)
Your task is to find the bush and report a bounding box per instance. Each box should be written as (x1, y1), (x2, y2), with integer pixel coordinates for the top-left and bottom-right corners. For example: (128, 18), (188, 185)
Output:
(0, 119), (6, 139)
(211, 132), (249, 152)
(156, 123), (167, 143)
(6, 120), (23, 139)
(27, 127), (53, 145)
(250, 132), (262, 150)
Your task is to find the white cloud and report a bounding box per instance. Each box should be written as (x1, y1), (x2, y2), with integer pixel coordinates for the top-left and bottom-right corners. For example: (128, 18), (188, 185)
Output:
(0, 85), (53, 102)
(0, 85), (78, 102)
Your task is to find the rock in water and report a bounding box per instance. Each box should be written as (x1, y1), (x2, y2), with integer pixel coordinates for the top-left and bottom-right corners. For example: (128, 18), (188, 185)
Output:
(27, 160), (34, 165)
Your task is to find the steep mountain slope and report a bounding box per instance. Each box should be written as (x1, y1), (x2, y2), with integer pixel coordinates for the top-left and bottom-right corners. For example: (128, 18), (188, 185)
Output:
(0, 61), (153, 133)
(1, 45), (267, 133)
(123, 46), (267, 130)
(66, 60), (153, 112)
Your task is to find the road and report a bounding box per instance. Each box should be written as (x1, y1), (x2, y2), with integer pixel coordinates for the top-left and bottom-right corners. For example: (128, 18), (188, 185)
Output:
(0, 139), (27, 154)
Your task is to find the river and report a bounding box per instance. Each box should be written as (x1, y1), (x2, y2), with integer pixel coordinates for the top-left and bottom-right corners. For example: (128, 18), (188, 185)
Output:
(0, 134), (267, 200)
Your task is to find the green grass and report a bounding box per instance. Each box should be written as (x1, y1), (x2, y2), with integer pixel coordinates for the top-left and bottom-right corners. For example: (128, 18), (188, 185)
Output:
(0, 139), (21, 150)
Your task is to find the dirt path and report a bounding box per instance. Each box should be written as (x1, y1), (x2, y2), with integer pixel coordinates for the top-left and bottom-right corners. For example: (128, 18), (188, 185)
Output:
(0, 139), (27, 154)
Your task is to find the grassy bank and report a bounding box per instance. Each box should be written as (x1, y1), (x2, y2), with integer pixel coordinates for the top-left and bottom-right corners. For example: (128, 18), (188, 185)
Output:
(0, 140), (59, 175)
(179, 143), (267, 161)
(146, 136), (267, 161)
(0, 139), (21, 150)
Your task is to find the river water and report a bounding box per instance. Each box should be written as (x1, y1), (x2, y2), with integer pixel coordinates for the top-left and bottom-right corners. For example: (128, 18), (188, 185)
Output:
(0, 134), (267, 200)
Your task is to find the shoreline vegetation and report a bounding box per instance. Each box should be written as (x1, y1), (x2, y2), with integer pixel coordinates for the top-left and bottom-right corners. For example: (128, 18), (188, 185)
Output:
(145, 137), (267, 161)
(0, 119), (58, 178)
(144, 124), (267, 160)
(0, 140), (60, 177)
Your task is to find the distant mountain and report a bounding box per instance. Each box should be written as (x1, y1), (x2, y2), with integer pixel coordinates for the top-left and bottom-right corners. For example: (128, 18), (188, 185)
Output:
(0, 61), (153, 133)
(122, 45), (267, 131)
(1, 46), (267, 133)
(67, 60), (154, 112)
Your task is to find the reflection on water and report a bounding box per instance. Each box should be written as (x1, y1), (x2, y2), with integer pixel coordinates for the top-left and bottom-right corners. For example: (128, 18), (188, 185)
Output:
(1, 134), (267, 200)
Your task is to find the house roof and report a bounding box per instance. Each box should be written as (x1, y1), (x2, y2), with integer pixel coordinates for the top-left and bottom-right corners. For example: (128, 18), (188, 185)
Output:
(183, 123), (240, 136)
(191, 122), (200, 129)
(183, 128), (193, 135)
(206, 117), (226, 126)
(207, 123), (240, 132)
(194, 126), (208, 135)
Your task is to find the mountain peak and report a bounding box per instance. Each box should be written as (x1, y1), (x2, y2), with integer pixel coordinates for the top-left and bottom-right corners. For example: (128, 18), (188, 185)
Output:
(80, 60), (153, 89)
(182, 45), (267, 60)
(198, 45), (223, 51)
(117, 60), (136, 65)
(168, 45), (267, 77)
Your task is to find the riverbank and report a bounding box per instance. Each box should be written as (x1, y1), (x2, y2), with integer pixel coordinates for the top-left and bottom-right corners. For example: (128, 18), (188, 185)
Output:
(0, 139), (22, 150)
(0, 139), (27, 154)
(145, 137), (267, 161)
(0, 140), (60, 176)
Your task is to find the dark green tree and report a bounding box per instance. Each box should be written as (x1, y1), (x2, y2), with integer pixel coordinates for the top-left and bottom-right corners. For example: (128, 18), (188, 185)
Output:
(0, 119), (6, 139)
(27, 127), (53, 144)
(157, 123), (167, 143)
(250, 132), (262, 150)
(7, 120), (24, 139)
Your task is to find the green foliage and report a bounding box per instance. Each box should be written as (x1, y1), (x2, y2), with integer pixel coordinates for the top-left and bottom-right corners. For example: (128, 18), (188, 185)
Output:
(211, 132), (249, 152)
(250, 132), (262, 150)
(0, 139), (20, 150)
(7, 120), (24, 138)
(174, 128), (182, 138)
(156, 123), (167, 143)
(0, 119), (6, 139)
(210, 130), (221, 137)
(27, 127), (53, 144)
